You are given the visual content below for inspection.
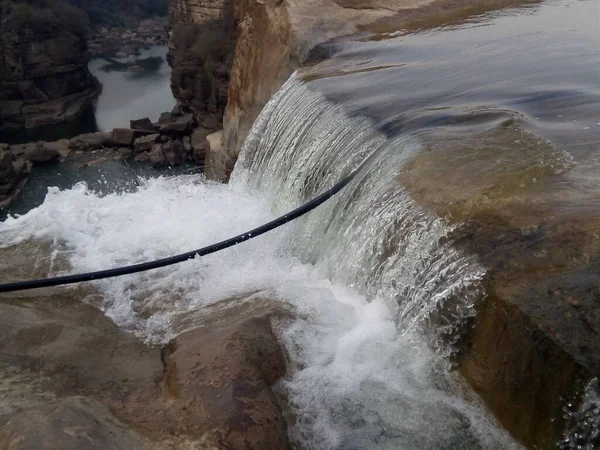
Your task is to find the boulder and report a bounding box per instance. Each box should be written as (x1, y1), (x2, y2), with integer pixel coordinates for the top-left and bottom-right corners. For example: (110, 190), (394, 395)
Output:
(130, 118), (155, 132)
(162, 139), (185, 166)
(133, 134), (159, 153)
(0, 397), (153, 450)
(111, 128), (137, 147)
(0, 151), (14, 183)
(69, 132), (110, 151)
(206, 130), (234, 181)
(161, 300), (292, 450)
(158, 112), (173, 123)
(11, 142), (59, 164)
(148, 144), (165, 166)
(159, 114), (194, 135)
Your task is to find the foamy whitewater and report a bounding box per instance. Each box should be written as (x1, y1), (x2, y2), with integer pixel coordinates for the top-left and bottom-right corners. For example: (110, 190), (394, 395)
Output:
(0, 75), (521, 449)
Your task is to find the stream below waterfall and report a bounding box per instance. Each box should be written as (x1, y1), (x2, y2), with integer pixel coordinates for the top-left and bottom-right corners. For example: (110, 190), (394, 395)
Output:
(1, 0), (599, 448)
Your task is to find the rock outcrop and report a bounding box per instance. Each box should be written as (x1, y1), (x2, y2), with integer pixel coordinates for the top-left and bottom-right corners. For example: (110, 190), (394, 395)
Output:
(0, 283), (292, 449)
(168, 0), (435, 180)
(0, 3), (101, 130)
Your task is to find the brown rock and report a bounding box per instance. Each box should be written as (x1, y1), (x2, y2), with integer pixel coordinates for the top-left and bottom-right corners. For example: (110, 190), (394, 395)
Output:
(117, 148), (133, 159)
(0, 397), (153, 450)
(133, 134), (159, 153)
(111, 128), (137, 147)
(205, 130), (234, 182)
(130, 118), (155, 132)
(183, 136), (192, 153)
(162, 300), (292, 450)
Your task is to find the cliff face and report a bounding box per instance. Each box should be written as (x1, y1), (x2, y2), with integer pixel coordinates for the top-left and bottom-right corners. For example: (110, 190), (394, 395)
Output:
(0, 24), (100, 130)
(168, 0), (434, 179)
(0, 32), (101, 130)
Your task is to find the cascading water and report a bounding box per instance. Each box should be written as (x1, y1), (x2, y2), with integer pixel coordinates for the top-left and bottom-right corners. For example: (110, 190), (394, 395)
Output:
(232, 73), (485, 345)
(0, 74), (520, 449)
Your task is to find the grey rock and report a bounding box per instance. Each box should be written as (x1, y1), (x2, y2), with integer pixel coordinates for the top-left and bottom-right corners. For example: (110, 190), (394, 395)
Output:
(159, 114), (194, 135)
(133, 134), (159, 153)
(158, 112), (173, 123)
(111, 128), (137, 147)
(69, 132), (110, 151)
(130, 118), (155, 132)
(117, 148), (132, 159)
(149, 144), (165, 166)
(11, 142), (59, 164)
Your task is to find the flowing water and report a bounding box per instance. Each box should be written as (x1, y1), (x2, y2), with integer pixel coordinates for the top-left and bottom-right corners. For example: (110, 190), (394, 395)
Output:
(1, 0), (598, 448)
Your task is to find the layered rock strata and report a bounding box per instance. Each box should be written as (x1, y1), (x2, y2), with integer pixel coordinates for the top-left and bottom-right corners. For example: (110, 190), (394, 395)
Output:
(0, 21), (100, 130)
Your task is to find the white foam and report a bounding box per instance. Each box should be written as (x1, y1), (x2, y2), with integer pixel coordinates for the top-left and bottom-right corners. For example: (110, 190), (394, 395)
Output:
(0, 171), (520, 449)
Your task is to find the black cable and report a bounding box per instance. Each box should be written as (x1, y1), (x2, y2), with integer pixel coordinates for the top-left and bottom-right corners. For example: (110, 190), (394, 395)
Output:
(0, 168), (359, 294)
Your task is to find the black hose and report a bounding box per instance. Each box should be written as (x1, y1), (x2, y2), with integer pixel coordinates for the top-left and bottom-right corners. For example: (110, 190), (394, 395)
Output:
(0, 168), (359, 294)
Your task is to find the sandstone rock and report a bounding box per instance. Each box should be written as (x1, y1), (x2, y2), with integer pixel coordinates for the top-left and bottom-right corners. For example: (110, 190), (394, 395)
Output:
(159, 114), (194, 135)
(133, 134), (159, 153)
(0, 397), (153, 450)
(171, 104), (183, 116)
(130, 118), (155, 131)
(111, 128), (137, 147)
(206, 130), (234, 181)
(69, 132), (110, 151)
(162, 300), (291, 450)
(201, 115), (219, 130)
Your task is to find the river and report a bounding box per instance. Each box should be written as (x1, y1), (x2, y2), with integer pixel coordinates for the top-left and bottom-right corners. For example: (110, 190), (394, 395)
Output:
(1, 0), (598, 448)
(0, 45), (175, 144)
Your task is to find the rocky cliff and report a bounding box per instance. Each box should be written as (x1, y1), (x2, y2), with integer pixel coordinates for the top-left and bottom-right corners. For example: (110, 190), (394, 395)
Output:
(168, 0), (434, 179)
(0, 2), (101, 130)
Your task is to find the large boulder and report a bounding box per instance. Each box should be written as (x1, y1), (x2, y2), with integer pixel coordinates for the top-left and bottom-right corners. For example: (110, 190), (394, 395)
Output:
(110, 128), (137, 147)
(0, 151), (14, 183)
(0, 397), (153, 450)
(130, 118), (155, 132)
(161, 300), (292, 450)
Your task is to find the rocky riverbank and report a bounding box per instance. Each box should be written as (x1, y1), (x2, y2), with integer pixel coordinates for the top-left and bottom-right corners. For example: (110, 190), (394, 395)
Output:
(0, 106), (220, 208)
(87, 18), (170, 58)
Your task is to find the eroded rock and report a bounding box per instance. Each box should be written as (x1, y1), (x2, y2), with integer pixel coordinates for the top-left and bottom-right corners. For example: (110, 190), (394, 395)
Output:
(133, 134), (159, 153)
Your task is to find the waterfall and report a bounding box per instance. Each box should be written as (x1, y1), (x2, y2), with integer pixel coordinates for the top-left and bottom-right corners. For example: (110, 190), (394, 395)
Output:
(232, 73), (484, 346)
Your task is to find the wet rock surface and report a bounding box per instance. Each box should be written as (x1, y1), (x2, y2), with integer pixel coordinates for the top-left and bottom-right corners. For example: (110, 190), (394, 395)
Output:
(0, 286), (292, 449)
(399, 123), (600, 449)
(0, 397), (154, 450)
